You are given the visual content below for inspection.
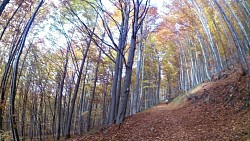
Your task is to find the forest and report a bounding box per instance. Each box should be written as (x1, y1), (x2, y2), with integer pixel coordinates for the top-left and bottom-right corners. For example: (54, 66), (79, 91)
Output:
(0, 0), (249, 140)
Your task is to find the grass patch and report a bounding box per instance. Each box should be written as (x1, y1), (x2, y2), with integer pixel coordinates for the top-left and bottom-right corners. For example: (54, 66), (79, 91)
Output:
(168, 83), (206, 108)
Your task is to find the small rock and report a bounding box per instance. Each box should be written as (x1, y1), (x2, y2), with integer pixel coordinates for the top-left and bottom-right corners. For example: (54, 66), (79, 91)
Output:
(204, 96), (210, 103)
(228, 86), (234, 93)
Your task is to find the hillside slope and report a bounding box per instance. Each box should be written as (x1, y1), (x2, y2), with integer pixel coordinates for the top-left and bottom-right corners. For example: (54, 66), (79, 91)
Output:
(76, 71), (250, 141)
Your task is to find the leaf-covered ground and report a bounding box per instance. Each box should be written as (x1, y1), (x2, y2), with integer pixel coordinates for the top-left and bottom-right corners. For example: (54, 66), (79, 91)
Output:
(74, 71), (250, 141)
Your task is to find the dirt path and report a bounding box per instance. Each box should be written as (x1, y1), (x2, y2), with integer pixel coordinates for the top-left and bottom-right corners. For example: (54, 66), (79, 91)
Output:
(78, 102), (249, 141)
(78, 72), (250, 141)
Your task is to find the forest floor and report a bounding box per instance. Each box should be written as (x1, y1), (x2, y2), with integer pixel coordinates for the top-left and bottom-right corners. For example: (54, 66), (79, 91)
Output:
(73, 71), (250, 141)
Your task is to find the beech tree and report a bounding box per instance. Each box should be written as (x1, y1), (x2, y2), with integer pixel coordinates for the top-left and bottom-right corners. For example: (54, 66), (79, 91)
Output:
(116, 0), (150, 124)
(5, 0), (44, 140)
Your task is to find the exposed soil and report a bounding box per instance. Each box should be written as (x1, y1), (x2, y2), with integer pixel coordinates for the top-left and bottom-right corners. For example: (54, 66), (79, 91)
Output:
(74, 71), (250, 141)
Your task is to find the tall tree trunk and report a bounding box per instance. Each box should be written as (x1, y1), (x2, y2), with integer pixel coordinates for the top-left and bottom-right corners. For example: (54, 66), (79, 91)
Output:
(236, 0), (250, 19)
(56, 40), (70, 141)
(64, 25), (95, 139)
(213, 0), (250, 93)
(20, 77), (30, 140)
(179, 42), (190, 90)
(210, 1), (235, 68)
(116, 27), (138, 124)
(101, 81), (108, 128)
(51, 80), (59, 138)
(210, 13), (227, 69)
(64, 75), (74, 136)
(191, 0), (222, 79)
(86, 50), (102, 132)
(138, 44), (145, 112)
(223, 0), (250, 49)
(109, 0), (130, 124)
(38, 86), (44, 141)
(156, 56), (161, 103)
(78, 61), (89, 135)
(0, 32), (21, 134)
(109, 52), (120, 124)
(116, 0), (146, 124)
(132, 24), (143, 114)
(197, 34), (211, 80)
(179, 51), (184, 92)
(115, 55), (123, 119)
(9, 1), (43, 140)
(0, 0), (23, 41)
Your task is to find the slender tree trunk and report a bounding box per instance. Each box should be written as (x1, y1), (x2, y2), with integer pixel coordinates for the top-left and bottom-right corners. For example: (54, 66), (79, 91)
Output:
(194, 45), (200, 84)
(132, 24), (143, 114)
(234, 3), (250, 37)
(64, 27), (95, 138)
(210, 13), (228, 68)
(78, 61), (89, 135)
(211, 1), (235, 68)
(109, 0), (130, 124)
(116, 0), (144, 124)
(0, 0), (10, 16)
(101, 82), (108, 128)
(236, 0), (250, 19)
(180, 42), (190, 90)
(138, 44), (145, 112)
(51, 81), (59, 138)
(56, 40), (70, 141)
(167, 75), (172, 99)
(115, 56), (123, 118)
(86, 50), (102, 132)
(156, 56), (161, 103)
(116, 33), (137, 124)
(0, 0), (23, 41)
(191, 0), (222, 79)
(20, 83), (29, 141)
(64, 75), (74, 136)
(223, 0), (250, 49)
(213, 0), (250, 93)
(179, 52), (184, 92)
(197, 34), (211, 80)
(9, 1), (43, 140)
(0, 33), (21, 134)
(38, 86), (44, 141)
(109, 52), (120, 124)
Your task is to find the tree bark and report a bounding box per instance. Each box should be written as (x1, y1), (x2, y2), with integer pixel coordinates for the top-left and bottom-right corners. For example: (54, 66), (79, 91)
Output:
(132, 24), (143, 114)
(108, 0), (130, 124)
(213, 0), (250, 93)
(9, 1), (44, 140)
(197, 33), (211, 80)
(86, 50), (101, 132)
(56, 38), (70, 141)
(64, 24), (96, 139)
(0, 0), (23, 41)
(116, 0), (141, 124)
(0, 0), (10, 16)
(156, 55), (161, 103)
(191, 0), (222, 79)
(223, 0), (250, 49)
(78, 61), (89, 135)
